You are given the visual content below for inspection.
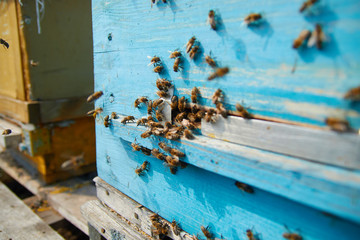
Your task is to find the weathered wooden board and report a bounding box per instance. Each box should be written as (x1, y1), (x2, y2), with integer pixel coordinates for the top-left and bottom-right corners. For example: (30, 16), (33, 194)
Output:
(92, 0), (360, 129)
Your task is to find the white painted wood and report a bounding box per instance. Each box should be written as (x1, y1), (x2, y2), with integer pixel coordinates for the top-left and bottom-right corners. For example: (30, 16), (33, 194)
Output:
(202, 116), (360, 169)
(0, 182), (64, 240)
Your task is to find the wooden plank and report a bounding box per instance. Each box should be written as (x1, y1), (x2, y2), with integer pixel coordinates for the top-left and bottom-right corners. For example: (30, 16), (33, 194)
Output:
(88, 224), (102, 240)
(0, 95), (40, 124)
(202, 115), (360, 169)
(0, 118), (22, 149)
(0, 182), (64, 240)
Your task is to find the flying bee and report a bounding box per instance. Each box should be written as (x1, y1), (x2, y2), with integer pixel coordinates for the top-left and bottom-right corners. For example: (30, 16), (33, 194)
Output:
(191, 87), (200, 103)
(170, 148), (185, 158)
(141, 130), (152, 138)
(205, 54), (217, 68)
(154, 65), (164, 73)
(2, 129), (12, 135)
(121, 116), (135, 124)
(175, 112), (187, 123)
(208, 67), (229, 80)
(111, 112), (118, 119)
(236, 103), (253, 119)
(171, 220), (182, 236)
(131, 142), (141, 151)
(87, 107), (103, 118)
(183, 129), (194, 139)
(325, 117), (350, 132)
(141, 146), (152, 156)
(60, 153), (85, 170)
(104, 115), (110, 127)
(178, 96), (187, 112)
(153, 99), (164, 108)
(216, 102), (228, 118)
(87, 91), (103, 102)
(149, 56), (161, 66)
(147, 100), (153, 114)
(200, 226), (213, 240)
(159, 142), (172, 152)
(212, 89), (223, 104)
(293, 29), (311, 49)
(171, 95), (178, 111)
(173, 57), (182, 72)
(344, 86), (360, 101)
(150, 213), (160, 222)
(189, 45), (199, 60)
(186, 36), (196, 53)
(0, 38), (9, 49)
(169, 50), (182, 59)
(308, 24), (326, 50)
(156, 110), (164, 121)
(157, 90), (168, 98)
(156, 78), (172, 91)
(134, 96), (148, 108)
(208, 10), (217, 30)
(299, 0), (318, 13)
(235, 181), (254, 194)
(244, 13), (262, 25)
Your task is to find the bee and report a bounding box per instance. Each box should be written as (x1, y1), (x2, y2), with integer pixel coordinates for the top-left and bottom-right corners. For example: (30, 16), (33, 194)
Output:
(149, 56), (161, 65)
(325, 117), (350, 132)
(30, 60), (39, 67)
(0, 38), (9, 49)
(344, 86), (360, 101)
(283, 227), (302, 240)
(156, 110), (164, 121)
(153, 99), (164, 108)
(162, 0), (167, 3)
(244, 13), (262, 25)
(299, 0), (318, 13)
(187, 113), (197, 122)
(246, 229), (260, 240)
(170, 148), (185, 158)
(157, 90), (168, 98)
(189, 45), (199, 60)
(171, 95), (178, 111)
(2, 129), (12, 135)
(200, 226), (213, 239)
(156, 78), (172, 91)
(212, 89), (223, 104)
(191, 87), (200, 103)
(163, 121), (172, 135)
(236, 103), (253, 119)
(178, 96), (187, 112)
(104, 115), (110, 127)
(308, 24), (326, 50)
(205, 55), (217, 68)
(151, 128), (164, 136)
(147, 100), (153, 114)
(216, 102), (228, 118)
(165, 132), (181, 140)
(87, 107), (103, 118)
(183, 129), (194, 139)
(186, 36), (196, 53)
(60, 153), (85, 170)
(208, 67), (229, 80)
(141, 130), (152, 138)
(159, 142), (172, 152)
(131, 142), (141, 151)
(171, 220), (182, 236)
(135, 161), (150, 176)
(175, 112), (187, 123)
(148, 121), (164, 128)
(151, 149), (166, 160)
(141, 146), (152, 156)
(173, 57), (182, 72)
(87, 91), (103, 102)
(165, 156), (181, 167)
(121, 116), (135, 124)
(293, 29), (311, 49)
(137, 118), (148, 126)
(154, 65), (164, 73)
(205, 109), (216, 123)
(150, 213), (160, 222)
(111, 112), (118, 119)
(183, 119), (196, 130)
(134, 96), (148, 108)
(196, 110), (206, 120)
(170, 166), (178, 174)
(235, 181), (254, 194)
(208, 10), (217, 30)
(169, 50), (181, 59)
(148, 115), (154, 121)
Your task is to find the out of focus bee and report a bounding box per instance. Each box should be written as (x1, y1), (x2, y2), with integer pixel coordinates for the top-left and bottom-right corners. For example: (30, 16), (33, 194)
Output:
(325, 117), (350, 132)
(87, 107), (103, 118)
(216, 102), (228, 118)
(283, 227), (302, 240)
(137, 118), (148, 126)
(244, 13), (262, 25)
(171, 220), (182, 236)
(186, 36), (196, 53)
(171, 96), (178, 111)
(153, 99), (164, 108)
(104, 115), (110, 127)
(170, 148), (185, 158)
(134, 96), (148, 108)
(148, 121), (164, 128)
(147, 100), (153, 114)
(151, 127), (164, 136)
(2, 129), (12, 135)
(200, 226), (213, 240)
(208, 67), (229, 80)
(307, 24), (326, 50)
(246, 229), (260, 240)
(344, 86), (360, 101)
(60, 153), (85, 170)
(299, 0), (318, 13)
(212, 89), (223, 104)
(178, 96), (187, 112)
(173, 57), (182, 72)
(157, 90), (168, 98)
(205, 109), (216, 123)
(165, 132), (181, 140)
(172, 125), (185, 134)
(236, 103), (253, 119)
(196, 110), (206, 120)
(149, 56), (161, 66)
(30, 59), (39, 67)
(153, 222), (169, 236)
(121, 116), (135, 124)
(0, 38), (9, 49)
(156, 78), (172, 91)
(154, 65), (164, 73)
(187, 113), (197, 122)
(87, 91), (103, 102)
(151, 0), (156, 8)
(131, 142), (141, 151)
(156, 110), (164, 121)
(235, 181), (254, 194)
(141, 130), (152, 138)
(205, 54), (217, 68)
(148, 115), (154, 121)
(159, 142), (172, 152)
(169, 50), (182, 59)
(150, 213), (160, 222)
(293, 29), (311, 49)
(175, 112), (187, 123)
(183, 129), (194, 139)
(111, 112), (118, 119)
(141, 146), (152, 156)
(208, 10), (217, 30)
(189, 45), (199, 60)
(183, 119), (196, 130)
(191, 87), (200, 103)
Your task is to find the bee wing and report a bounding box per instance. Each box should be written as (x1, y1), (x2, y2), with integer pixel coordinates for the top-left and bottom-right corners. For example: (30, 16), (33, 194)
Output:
(307, 31), (317, 47)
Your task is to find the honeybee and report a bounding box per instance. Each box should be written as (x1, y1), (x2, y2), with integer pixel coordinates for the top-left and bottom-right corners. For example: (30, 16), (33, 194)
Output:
(175, 112), (187, 123)
(135, 161), (150, 176)
(183, 119), (196, 130)
(151, 128), (164, 136)
(173, 57), (182, 72)
(163, 121), (172, 134)
(169, 50), (181, 59)
(308, 24), (326, 50)
(170, 166), (178, 174)
(171, 95), (178, 111)
(244, 13), (262, 25)
(183, 129), (194, 139)
(137, 118), (148, 126)
(2, 129), (12, 135)
(170, 148), (185, 158)
(212, 89), (223, 104)
(236, 103), (253, 119)
(87, 91), (103, 102)
(246, 229), (260, 240)
(87, 107), (103, 118)
(111, 112), (118, 119)
(159, 142), (172, 152)
(141, 130), (152, 138)
(156, 110), (164, 121)
(147, 100), (153, 114)
(157, 90), (168, 98)
(208, 67), (229, 80)
(165, 156), (181, 167)
(325, 117), (350, 132)
(141, 146), (152, 156)
(189, 45), (199, 60)
(283, 227), (302, 240)
(178, 96), (187, 112)
(154, 222), (169, 236)
(0, 38), (9, 49)
(149, 56), (161, 65)
(156, 78), (172, 91)
(196, 110), (206, 119)
(235, 181), (254, 194)
(216, 102), (228, 118)
(208, 10), (217, 30)
(186, 36), (196, 53)
(153, 99), (164, 108)
(30, 59), (39, 67)
(191, 87), (200, 103)
(121, 116), (135, 124)
(187, 113), (197, 122)
(200, 226), (213, 239)
(205, 55), (217, 68)
(131, 142), (141, 151)
(293, 29), (311, 49)
(171, 220), (182, 236)
(165, 132), (181, 140)
(299, 0), (318, 13)
(151, 149), (166, 160)
(154, 65), (164, 73)
(205, 109), (216, 123)
(148, 115), (154, 121)
(104, 115), (110, 127)
(344, 86), (360, 101)
(134, 96), (148, 108)
(60, 153), (85, 170)
(148, 121), (164, 128)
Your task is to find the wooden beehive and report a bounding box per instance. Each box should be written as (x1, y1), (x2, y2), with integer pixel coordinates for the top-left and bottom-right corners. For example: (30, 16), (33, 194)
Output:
(92, 0), (360, 239)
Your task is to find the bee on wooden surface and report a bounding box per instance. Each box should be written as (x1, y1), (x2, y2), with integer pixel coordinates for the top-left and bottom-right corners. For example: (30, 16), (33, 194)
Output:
(187, 113), (197, 122)
(153, 99), (164, 108)
(121, 116), (135, 124)
(141, 146), (152, 156)
(178, 96), (187, 112)
(0, 38), (9, 49)
(2, 129), (12, 135)
(216, 102), (228, 118)
(150, 213), (160, 222)
(131, 142), (141, 151)
(171, 220), (182, 236)
(205, 109), (216, 123)
(149, 56), (161, 66)
(165, 132), (181, 140)
(111, 112), (118, 119)
(208, 10), (217, 30)
(151, 128), (164, 136)
(293, 29), (311, 49)
(244, 13), (262, 25)
(137, 118), (148, 126)
(212, 89), (223, 104)
(156, 78), (172, 91)
(141, 130), (152, 138)
(104, 115), (110, 127)
(173, 57), (182, 72)
(159, 142), (172, 152)
(169, 50), (181, 59)
(196, 110), (206, 120)
(170, 148), (185, 158)
(147, 100), (153, 114)
(325, 117), (350, 132)
(344, 86), (360, 101)
(246, 229), (260, 240)
(183, 119), (196, 130)
(135, 161), (150, 176)
(183, 129), (194, 139)
(148, 115), (154, 121)
(151, 148), (166, 161)
(189, 45), (199, 60)
(186, 36), (196, 53)
(299, 0), (318, 13)
(60, 153), (85, 170)
(154, 65), (164, 73)
(153, 222), (169, 236)
(155, 110), (164, 121)
(157, 90), (168, 98)
(87, 91), (103, 102)
(175, 112), (187, 123)
(191, 87), (200, 103)
(236, 103), (253, 119)
(205, 54), (217, 68)
(235, 181), (254, 194)
(208, 67), (229, 80)
(148, 121), (164, 128)
(283, 227), (302, 240)
(171, 95), (178, 111)
(87, 107), (103, 118)
(165, 156), (181, 167)
(169, 166), (178, 174)
(134, 96), (148, 108)
(308, 24), (326, 50)
(201, 226), (213, 240)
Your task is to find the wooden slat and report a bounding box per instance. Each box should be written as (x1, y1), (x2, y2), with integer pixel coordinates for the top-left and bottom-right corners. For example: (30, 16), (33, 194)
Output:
(202, 115), (360, 169)
(0, 95), (40, 124)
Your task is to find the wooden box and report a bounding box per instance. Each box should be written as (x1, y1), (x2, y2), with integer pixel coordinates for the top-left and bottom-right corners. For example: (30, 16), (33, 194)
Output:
(92, 0), (360, 239)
